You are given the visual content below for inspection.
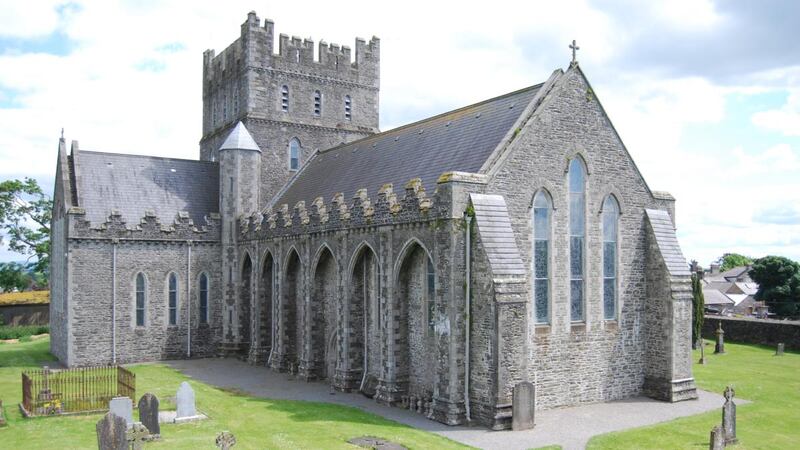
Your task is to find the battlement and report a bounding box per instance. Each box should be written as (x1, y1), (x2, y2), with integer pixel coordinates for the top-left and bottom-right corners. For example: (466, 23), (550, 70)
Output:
(66, 208), (222, 242)
(240, 178), (440, 240)
(203, 11), (379, 83)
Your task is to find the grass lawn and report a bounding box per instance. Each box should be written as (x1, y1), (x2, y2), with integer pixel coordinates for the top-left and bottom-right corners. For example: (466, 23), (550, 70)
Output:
(587, 340), (800, 449)
(0, 339), (469, 449)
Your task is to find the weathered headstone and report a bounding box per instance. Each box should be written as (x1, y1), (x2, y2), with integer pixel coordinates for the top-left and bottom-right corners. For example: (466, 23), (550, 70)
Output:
(127, 422), (149, 450)
(776, 343), (785, 356)
(709, 425), (725, 450)
(96, 412), (127, 450)
(722, 386), (737, 444)
(216, 431), (237, 449)
(138, 393), (160, 436)
(714, 321), (725, 354)
(108, 397), (133, 429)
(512, 381), (535, 431)
(0, 399), (6, 427)
(699, 339), (707, 365)
(176, 381), (197, 418)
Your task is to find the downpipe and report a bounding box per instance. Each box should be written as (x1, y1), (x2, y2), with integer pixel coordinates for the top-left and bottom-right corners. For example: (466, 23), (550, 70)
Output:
(464, 213), (472, 423)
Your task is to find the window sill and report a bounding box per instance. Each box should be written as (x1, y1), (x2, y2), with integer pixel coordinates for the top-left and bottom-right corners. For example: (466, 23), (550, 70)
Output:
(570, 322), (586, 333)
(604, 320), (619, 331)
(534, 324), (550, 335)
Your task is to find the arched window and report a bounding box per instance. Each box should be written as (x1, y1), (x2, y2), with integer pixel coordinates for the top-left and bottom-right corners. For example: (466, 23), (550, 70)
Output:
(426, 257), (435, 334)
(199, 273), (209, 324)
(602, 196), (620, 320)
(281, 85), (289, 112)
(289, 138), (301, 171)
(135, 273), (146, 327)
(568, 158), (586, 322)
(168, 273), (178, 326)
(314, 90), (322, 116)
(344, 95), (352, 120)
(532, 191), (552, 324)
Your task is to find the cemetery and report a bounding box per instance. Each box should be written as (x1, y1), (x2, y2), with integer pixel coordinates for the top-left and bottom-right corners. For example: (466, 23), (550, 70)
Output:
(0, 335), (797, 448)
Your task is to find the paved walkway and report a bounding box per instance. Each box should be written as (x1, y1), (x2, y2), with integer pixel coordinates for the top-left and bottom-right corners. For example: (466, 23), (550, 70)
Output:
(165, 358), (728, 449)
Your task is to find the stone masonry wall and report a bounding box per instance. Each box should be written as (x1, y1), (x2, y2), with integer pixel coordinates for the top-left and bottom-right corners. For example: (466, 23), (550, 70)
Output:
(703, 316), (800, 350)
(483, 65), (683, 409)
(67, 239), (223, 366)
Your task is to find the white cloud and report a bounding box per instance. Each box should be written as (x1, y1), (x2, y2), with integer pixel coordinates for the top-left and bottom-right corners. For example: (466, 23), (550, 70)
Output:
(0, 0), (798, 265)
(752, 90), (800, 136)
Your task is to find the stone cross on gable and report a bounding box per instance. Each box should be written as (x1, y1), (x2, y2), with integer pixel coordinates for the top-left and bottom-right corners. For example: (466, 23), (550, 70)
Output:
(569, 40), (580, 63)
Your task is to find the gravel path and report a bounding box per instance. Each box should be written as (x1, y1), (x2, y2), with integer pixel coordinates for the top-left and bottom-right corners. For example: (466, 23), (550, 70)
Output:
(165, 358), (728, 449)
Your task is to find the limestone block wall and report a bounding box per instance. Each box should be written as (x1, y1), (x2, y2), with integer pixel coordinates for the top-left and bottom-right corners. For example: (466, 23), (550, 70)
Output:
(702, 316), (800, 350)
(482, 65), (687, 409)
(66, 239), (223, 366)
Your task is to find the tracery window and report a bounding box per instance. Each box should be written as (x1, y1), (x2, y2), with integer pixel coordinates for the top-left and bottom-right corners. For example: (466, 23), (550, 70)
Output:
(135, 273), (146, 327)
(532, 191), (552, 324)
(168, 273), (178, 326)
(289, 138), (300, 171)
(602, 196), (620, 320)
(569, 158), (587, 322)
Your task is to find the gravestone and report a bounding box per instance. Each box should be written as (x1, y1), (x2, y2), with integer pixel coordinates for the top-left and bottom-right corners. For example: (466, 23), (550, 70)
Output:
(709, 425), (725, 450)
(176, 382), (197, 418)
(96, 412), (127, 450)
(0, 399), (6, 427)
(714, 321), (725, 354)
(722, 386), (737, 444)
(216, 431), (237, 449)
(127, 422), (149, 450)
(138, 393), (160, 436)
(348, 436), (408, 450)
(699, 339), (707, 365)
(108, 397), (133, 429)
(511, 381), (535, 431)
(776, 343), (785, 356)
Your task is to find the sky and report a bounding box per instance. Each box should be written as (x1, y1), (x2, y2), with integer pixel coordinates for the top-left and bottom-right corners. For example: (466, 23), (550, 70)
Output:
(0, 0), (799, 267)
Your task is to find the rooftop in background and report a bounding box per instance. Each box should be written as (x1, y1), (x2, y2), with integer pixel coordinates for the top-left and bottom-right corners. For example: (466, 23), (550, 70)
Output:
(76, 151), (219, 226)
(0, 291), (49, 306)
(272, 83), (543, 209)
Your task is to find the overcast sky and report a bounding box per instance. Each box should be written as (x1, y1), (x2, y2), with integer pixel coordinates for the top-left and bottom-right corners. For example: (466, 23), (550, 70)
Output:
(1, 0), (799, 266)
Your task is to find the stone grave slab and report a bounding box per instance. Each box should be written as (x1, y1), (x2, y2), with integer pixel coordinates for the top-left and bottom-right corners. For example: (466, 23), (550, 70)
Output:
(512, 381), (535, 431)
(138, 393), (160, 436)
(96, 412), (127, 450)
(108, 397), (133, 429)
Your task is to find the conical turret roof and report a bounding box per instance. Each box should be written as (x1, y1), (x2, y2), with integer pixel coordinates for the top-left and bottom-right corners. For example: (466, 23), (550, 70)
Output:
(219, 121), (260, 152)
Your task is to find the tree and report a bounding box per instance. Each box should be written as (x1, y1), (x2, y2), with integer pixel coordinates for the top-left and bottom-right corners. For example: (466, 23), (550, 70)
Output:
(718, 253), (753, 272)
(0, 262), (30, 292)
(0, 178), (52, 274)
(749, 256), (800, 318)
(691, 273), (705, 348)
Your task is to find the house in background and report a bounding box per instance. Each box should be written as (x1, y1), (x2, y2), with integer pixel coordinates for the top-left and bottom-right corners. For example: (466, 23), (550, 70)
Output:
(701, 265), (767, 317)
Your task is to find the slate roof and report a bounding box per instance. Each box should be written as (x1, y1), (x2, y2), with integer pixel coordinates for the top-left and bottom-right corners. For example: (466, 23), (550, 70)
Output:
(645, 209), (690, 276)
(469, 193), (526, 278)
(75, 151), (219, 226)
(273, 84), (542, 208)
(702, 287), (734, 306)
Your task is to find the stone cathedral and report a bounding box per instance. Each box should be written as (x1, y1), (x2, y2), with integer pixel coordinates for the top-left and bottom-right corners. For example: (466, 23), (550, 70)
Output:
(49, 11), (697, 428)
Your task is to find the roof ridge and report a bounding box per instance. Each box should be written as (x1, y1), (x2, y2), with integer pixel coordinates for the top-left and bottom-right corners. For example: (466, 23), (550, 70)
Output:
(80, 150), (219, 165)
(317, 82), (545, 155)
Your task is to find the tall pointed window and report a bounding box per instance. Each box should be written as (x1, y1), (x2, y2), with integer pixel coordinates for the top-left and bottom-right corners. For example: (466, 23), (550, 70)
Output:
(281, 85), (289, 112)
(135, 273), (146, 327)
(344, 95), (352, 120)
(569, 158), (586, 322)
(289, 138), (300, 171)
(199, 273), (209, 324)
(532, 191), (551, 324)
(602, 196), (620, 320)
(426, 257), (436, 333)
(314, 90), (322, 116)
(168, 273), (178, 326)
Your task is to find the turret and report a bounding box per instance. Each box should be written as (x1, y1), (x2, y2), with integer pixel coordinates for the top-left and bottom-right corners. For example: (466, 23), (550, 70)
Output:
(218, 121), (262, 346)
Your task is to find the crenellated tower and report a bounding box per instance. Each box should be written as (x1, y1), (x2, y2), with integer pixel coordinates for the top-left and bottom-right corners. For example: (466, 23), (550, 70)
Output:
(200, 11), (380, 204)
